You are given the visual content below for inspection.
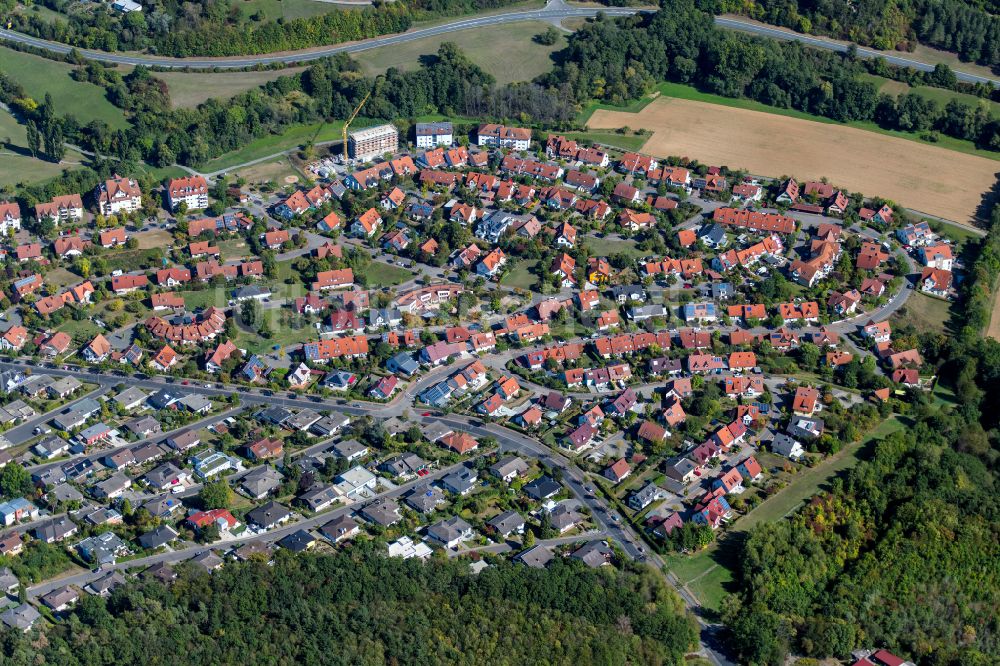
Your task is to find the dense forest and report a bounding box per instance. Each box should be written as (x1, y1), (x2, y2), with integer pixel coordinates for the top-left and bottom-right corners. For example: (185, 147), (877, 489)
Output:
(540, 3), (1000, 149)
(725, 424), (1000, 665)
(723, 201), (1000, 666)
(0, 546), (699, 665)
(712, 0), (1000, 69)
(5, 0), (521, 57)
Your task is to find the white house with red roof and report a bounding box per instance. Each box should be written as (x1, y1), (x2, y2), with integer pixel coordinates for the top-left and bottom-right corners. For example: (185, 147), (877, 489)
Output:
(0, 201), (22, 233)
(166, 176), (208, 211)
(95, 175), (142, 216)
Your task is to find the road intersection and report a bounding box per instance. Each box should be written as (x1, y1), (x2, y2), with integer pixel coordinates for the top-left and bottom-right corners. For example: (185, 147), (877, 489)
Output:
(0, 354), (739, 664)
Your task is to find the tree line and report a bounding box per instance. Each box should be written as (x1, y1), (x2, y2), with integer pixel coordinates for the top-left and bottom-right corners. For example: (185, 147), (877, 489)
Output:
(0, 545), (699, 665)
(0, 43), (575, 172)
(710, 0), (1000, 69)
(538, 4), (1000, 150)
(12, 0), (521, 57)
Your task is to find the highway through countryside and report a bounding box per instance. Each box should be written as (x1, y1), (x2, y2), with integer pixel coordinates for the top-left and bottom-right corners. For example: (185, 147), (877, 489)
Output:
(0, 0), (996, 87)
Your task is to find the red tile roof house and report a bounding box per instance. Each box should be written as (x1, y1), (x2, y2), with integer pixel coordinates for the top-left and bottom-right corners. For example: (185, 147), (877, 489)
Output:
(476, 248), (507, 278)
(69, 281), (95, 305)
(565, 422), (597, 451)
(792, 386), (820, 415)
(381, 187), (406, 210)
(0, 325), (28, 352)
(98, 227), (127, 248)
(96, 174), (142, 216)
(476, 123), (532, 150)
(189, 240), (220, 257)
(83, 334), (113, 362)
(351, 208), (383, 238)
(602, 458), (631, 484)
(262, 229), (290, 249)
(150, 292), (185, 310)
(618, 152), (657, 175)
(851, 650), (915, 666)
(41, 332), (71, 356)
(156, 267), (192, 287)
(637, 420), (667, 443)
(713, 468), (744, 494)
(859, 203), (894, 226)
(312, 269), (355, 291)
(775, 177), (799, 203)
(440, 432), (479, 454)
(247, 437), (284, 461)
(477, 392), (505, 416)
(736, 456), (763, 481)
(166, 175), (208, 211)
(35, 194), (84, 224)
(276, 190), (310, 218)
(151, 345), (178, 371)
(188, 509), (240, 533)
(370, 375), (399, 399)
(203, 340), (239, 373)
(861, 320), (892, 344)
(612, 182), (642, 205)
(887, 348), (923, 369)
(111, 274), (149, 294)
(53, 235), (90, 257)
(15, 243), (42, 262)
(920, 267), (953, 296)
(892, 367), (920, 386)
(517, 405), (543, 428)
(449, 203), (479, 226)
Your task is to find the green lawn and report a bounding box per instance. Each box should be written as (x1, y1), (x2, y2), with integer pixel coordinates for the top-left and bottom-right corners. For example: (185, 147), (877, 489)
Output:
(181, 288), (230, 311)
(44, 267), (81, 290)
(231, 0), (343, 23)
(665, 548), (735, 613)
(581, 81), (1000, 162)
(217, 238), (253, 261)
(0, 46), (128, 129)
(501, 260), (539, 290)
(576, 90), (663, 126)
(56, 317), (102, 342)
(582, 236), (643, 259)
(0, 109), (90, 188)
(859, 73), (1000, 116)
(155, 68), (305, 109)
(934, 221), (983, 254)
(199, 120), (351, 172)
(735, 416), (907, 534)
(558, 131), (648, 152)
(234, 322), (317, 356)
(891, 291), (953, 336)
(353, 21), (564, 86)
(366, 261), (413, 287)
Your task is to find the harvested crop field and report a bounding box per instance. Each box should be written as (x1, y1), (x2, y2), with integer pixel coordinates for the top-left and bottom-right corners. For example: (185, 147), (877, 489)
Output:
(588, 97), (999, 224)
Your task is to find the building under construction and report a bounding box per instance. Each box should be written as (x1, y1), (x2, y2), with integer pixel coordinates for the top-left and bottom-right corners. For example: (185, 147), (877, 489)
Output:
(348, 124), (398, 162)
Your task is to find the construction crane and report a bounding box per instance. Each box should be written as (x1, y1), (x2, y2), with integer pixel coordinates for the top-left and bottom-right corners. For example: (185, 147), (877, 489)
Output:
(342, 92), (371, 162)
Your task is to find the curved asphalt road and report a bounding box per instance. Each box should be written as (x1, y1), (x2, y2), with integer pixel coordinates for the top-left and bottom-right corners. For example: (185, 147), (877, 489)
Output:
(0, 5), (640, 69)
(714, 16), (1000, 88)
(0, 1), (996, 86)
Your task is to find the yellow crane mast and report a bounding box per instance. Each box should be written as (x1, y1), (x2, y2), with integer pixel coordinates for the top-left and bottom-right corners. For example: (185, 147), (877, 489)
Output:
(342, 92), (371, 161)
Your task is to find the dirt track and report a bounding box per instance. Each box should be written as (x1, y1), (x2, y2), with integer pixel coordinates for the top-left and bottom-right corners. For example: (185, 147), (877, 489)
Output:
(588, 97), (999, 224)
